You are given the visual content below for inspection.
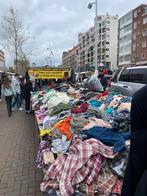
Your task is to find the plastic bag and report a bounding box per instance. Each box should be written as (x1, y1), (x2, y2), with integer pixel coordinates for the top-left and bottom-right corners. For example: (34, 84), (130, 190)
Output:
(87, 72), (104, 92)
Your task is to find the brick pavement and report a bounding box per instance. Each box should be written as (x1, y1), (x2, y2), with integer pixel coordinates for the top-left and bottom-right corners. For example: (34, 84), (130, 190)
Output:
(0, 102), (43, 196)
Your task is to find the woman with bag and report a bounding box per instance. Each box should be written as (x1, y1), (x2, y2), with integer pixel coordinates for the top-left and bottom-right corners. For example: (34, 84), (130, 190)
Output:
(1, 77), (14, 117)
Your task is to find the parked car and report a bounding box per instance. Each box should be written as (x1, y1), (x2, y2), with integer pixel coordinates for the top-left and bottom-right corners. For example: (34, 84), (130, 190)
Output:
(110, 66), (147, 96)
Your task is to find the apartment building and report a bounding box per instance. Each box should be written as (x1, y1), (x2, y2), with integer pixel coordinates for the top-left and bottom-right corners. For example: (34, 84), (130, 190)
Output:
(78, 27), (95, 71)
(62, 45), (79, 71)
(0, 50), (5, 70)
(118, 4), (147, 66)
(132, 4), (147, 65)
(78, 15), (119, 71)
(118, 11), (133, 66)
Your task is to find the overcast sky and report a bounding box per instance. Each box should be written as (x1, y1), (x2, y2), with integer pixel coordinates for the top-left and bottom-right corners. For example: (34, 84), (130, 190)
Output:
(0, 0), (146, 67)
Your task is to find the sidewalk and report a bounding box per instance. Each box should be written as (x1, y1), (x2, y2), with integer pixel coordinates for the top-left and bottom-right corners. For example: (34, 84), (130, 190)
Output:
(0, 101), (43, 196)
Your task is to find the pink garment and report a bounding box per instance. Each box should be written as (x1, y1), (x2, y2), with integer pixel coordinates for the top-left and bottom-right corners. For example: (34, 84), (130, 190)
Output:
(112, 179), (123, 195)
(83, 117), (112, 130)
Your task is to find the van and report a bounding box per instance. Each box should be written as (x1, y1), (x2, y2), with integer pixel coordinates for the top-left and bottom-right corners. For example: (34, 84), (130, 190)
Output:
(110, 66), (147, 96)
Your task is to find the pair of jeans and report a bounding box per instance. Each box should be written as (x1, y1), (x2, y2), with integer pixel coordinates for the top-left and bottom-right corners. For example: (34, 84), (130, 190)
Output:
(12, 93), (20, 109)
(5, 96), (13, 115)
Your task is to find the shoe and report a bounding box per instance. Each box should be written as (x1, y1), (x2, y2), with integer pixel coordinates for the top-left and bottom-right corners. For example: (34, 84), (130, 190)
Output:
(26, 110), (30, 114)
(12, 108), (14, 112)
(19, 108), (23, 111)
(0, 99), (2, 101)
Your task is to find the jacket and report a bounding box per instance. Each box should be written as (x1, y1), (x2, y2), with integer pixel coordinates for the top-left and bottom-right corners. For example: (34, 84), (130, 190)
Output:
(23, 80), (33, 98)
(1, 84), (14, 97)
(12, 76), (20, 94)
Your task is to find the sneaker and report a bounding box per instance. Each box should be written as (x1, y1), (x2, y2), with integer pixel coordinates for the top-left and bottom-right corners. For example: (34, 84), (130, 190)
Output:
(0, 99), (2, 101)
(19, 108), (23, 111)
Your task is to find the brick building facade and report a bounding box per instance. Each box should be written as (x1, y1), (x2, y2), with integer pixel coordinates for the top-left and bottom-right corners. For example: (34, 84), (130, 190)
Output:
(132, 4), (147, 65)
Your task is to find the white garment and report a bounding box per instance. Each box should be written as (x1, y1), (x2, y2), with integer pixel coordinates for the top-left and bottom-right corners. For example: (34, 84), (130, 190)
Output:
(12, 76), (20, 94)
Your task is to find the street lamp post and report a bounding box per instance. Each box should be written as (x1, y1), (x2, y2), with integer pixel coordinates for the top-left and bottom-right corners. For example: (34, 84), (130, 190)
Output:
(88, 0), (98, 72)
(47, 48), (53, 66)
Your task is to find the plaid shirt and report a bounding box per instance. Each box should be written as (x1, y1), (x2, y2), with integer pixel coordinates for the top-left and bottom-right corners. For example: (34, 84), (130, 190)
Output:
(95, 161), (118, 196)
(41, 135), (116, 195)
(112, 179), (123, 195)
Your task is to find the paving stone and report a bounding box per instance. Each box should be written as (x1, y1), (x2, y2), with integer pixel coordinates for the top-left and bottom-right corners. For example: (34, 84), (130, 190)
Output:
(0, 102), (43, 195)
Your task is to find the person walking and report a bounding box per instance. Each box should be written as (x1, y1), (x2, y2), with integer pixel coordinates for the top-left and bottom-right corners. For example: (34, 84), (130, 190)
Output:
(1, 77), (14, 117)
(23, 79), (33, 114)
(12, 73), (22, 110)
(19, 76), (25, 107)
(121, 74), (147, 196)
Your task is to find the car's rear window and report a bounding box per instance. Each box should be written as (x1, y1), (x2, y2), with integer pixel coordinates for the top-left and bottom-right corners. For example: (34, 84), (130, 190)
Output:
(130, 69), (147, 84)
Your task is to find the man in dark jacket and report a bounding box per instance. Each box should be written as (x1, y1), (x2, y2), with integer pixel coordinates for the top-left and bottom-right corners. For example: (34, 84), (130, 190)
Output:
(23, 79), (33, 114)
(121, 73), (147, 196)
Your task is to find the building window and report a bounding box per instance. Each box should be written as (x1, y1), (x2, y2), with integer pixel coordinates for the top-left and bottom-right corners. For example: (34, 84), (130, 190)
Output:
(133, 43), (136, 51)
(106, 42), (109, 45)
(119, 56), (123, 63)
(134, 10), (137, 18)
(133, 33), (136, 40)
(134, 22), (137, 29)
(142, 41), (146, 48)
(141, 53), (145, 59)
(142, 29), (147, 36)
(138, 20), (140, 24)
(143, 17), (147, 24)
(124, 55), (131, 61)
(144, 7), (147, 14)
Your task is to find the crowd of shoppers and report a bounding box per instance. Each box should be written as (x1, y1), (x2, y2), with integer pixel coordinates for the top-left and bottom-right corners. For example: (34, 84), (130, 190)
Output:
(0, 72), (38, 117)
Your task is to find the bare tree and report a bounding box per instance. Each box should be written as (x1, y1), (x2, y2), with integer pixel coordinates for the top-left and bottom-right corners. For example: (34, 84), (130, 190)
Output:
(1, 8), (30, 72)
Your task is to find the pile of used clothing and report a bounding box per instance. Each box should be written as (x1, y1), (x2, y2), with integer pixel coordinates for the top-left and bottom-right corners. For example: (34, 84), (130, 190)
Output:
(32, 88), (132, 196)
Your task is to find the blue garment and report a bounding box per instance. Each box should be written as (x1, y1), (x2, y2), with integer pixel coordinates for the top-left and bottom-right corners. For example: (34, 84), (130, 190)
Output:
(12, 93), (20, 109)
(84, 126), (131, 153)
(121, 97), (132, 103)
(89, 100), (102, 108)
(103, 95), (114, 105)
(110, 110), (130, 132)
(106, 108), (113, 114)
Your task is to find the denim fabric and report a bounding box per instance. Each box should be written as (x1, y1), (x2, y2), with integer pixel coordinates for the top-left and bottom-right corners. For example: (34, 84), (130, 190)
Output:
(5, 95), (13, 115)
(12, 93), (20, 109)
(84, 126), (131, 153)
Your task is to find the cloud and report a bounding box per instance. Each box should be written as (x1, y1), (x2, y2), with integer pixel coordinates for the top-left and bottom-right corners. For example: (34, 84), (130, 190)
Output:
(0, 0), (146, 67)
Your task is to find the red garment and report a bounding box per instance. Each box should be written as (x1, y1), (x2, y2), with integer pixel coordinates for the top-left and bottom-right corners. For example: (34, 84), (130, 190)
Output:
(103, 68), (108, 75)
(112, 179), (123, 195)
(97, 91), (109, 99)
(72, 103), (88, 114)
